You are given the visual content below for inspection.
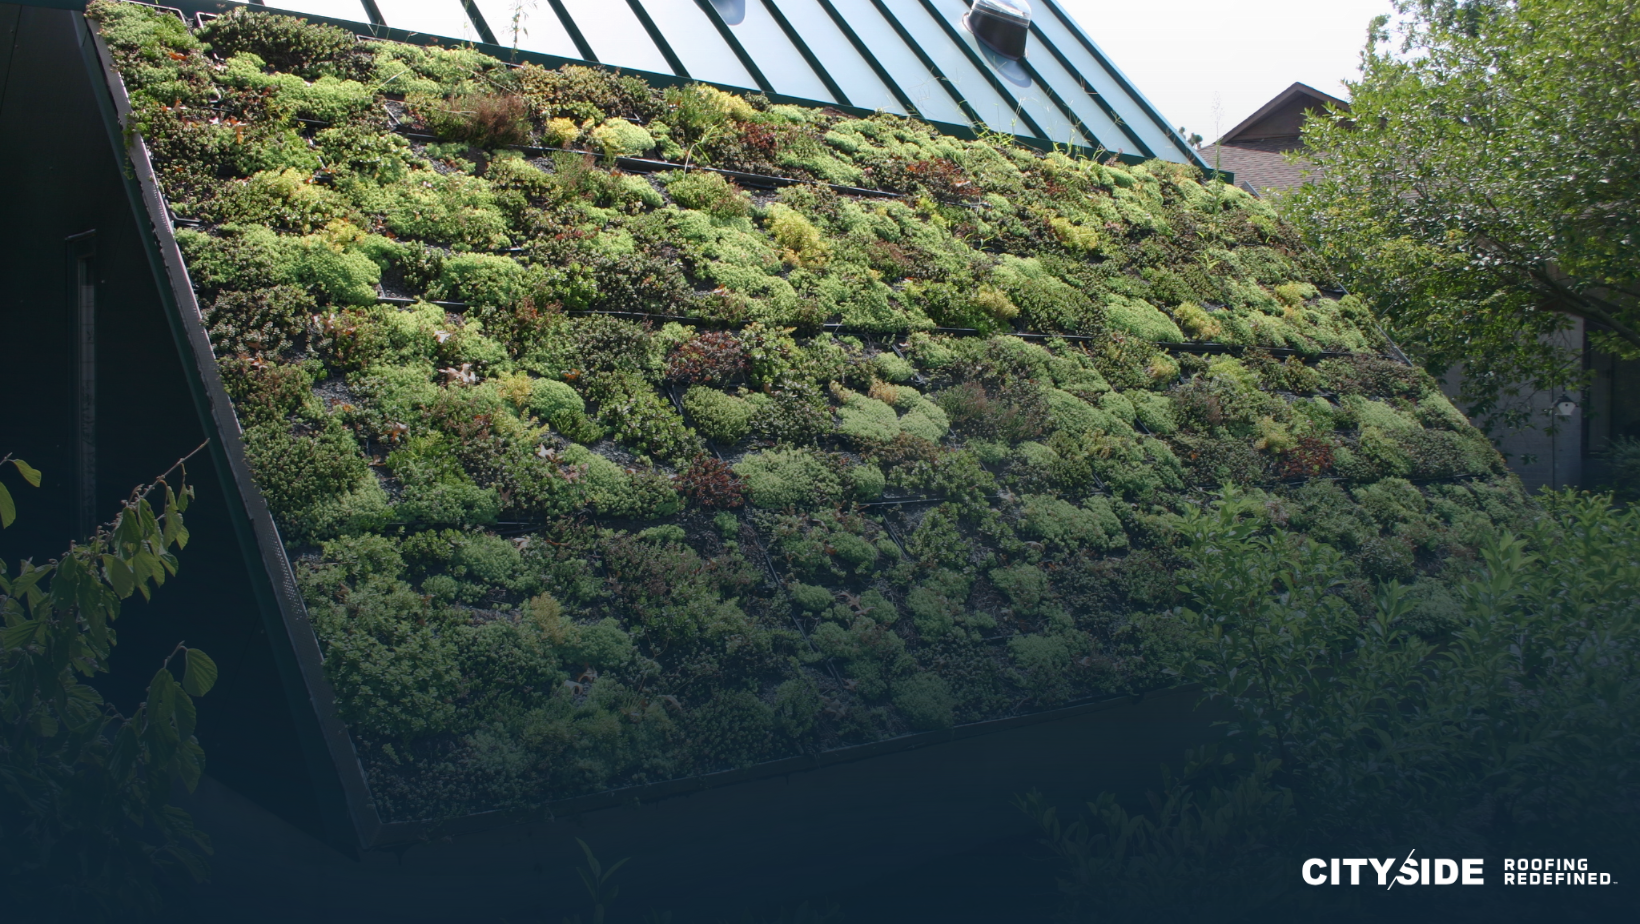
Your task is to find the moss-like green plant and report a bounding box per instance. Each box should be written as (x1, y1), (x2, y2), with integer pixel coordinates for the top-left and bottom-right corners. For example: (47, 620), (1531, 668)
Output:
(734, 449), (842, 509)
(892, 673), (958, 730)
(590, 118), (654, 157)
(1107, 296), (1185, 341)
(662, 170), (750, 219)
(683, 386), (755, 444)
(1018, 494), (1126, 550)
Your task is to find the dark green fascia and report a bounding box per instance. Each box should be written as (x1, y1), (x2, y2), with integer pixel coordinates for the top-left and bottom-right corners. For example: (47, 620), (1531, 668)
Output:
(73, 5), (365, 856)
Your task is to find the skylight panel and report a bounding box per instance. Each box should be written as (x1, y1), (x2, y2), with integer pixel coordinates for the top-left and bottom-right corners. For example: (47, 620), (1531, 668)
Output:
(373, 0), (481, 40)
(261, 0), (372, 23)
(1019, 29), (1134, 154)
(1030, 0), (1183, 160)
(765, 0), (906, 115)
(469, 0), (580, 57)
(629, 0), (757, 88)
(557, 0), (675, 74)
(707, 0), (834, 103)
(825, 0), (966, 124)
(924, 0), (1089, 147)
(878, 0), (1033, 138)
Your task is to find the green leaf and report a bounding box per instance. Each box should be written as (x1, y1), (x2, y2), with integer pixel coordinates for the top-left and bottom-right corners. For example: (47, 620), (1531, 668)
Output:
(0, 482), (13, 529)
(10, 458), (41, 487)
(182, 648), (218, 697)
(103, 555), (135, 598)
(3, 620), (40, 649)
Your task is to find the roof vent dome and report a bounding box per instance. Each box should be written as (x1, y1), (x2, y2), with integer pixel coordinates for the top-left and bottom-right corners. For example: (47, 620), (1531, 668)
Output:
(710, 0), (747, 26)
(964, 0), (1031, 61)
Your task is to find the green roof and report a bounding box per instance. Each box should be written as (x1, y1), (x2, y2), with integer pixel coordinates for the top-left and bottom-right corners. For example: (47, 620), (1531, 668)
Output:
(93, 1), (1523, 823)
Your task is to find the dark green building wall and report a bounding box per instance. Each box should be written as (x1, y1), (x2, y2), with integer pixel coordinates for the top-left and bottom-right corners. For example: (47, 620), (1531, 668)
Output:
(0, 2), (326, 839)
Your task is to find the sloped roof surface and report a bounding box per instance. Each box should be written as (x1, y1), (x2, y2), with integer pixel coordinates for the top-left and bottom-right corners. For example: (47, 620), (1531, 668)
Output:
(92, 1), (1521, 822)
(1197, 139), (1316, 197)
(251, 0), (1203, 164)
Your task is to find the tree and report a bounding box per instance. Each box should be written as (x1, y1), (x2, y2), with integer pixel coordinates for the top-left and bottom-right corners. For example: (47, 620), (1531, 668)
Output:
(0, 449), (219, 922)
(1284, 0), (1640, 432)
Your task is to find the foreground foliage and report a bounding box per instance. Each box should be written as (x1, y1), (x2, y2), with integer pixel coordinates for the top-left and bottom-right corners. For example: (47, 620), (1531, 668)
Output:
(1286, 0), (1640, 432)
(1028, 490), (1640, 921)
(91, 1), (1522, 821)
(0, 453), (218, 922)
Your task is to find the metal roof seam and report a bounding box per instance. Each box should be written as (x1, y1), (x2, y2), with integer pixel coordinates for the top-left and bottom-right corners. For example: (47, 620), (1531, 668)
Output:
(624, 0), (690, 80)
(867, 0), (983, 129)
(812, 0), (923, 119)
(458, 0), (498, 46)
(757, 0), (852, 108)
(1025, 19), (1148, 156)
(912, 0), (1046, 141)
(1038, 0), (1200, 166)
(543, 0), (595, 62)
(692, 0), (776, 94)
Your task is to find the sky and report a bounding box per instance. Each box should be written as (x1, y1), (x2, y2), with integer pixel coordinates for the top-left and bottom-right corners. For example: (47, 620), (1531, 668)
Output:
(1056, 0), (1395, 144)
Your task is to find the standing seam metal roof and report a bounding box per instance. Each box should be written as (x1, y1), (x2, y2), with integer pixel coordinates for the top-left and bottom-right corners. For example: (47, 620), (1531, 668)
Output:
(249, 0), (1206, 166)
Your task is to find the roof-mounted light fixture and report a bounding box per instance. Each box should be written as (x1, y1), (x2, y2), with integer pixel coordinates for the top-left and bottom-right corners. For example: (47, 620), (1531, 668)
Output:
(964, 0), (1031, 61)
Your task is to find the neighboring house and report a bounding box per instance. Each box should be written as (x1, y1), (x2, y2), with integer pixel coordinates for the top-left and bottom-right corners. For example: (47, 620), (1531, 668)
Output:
(1195, 81), (1347, 197)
